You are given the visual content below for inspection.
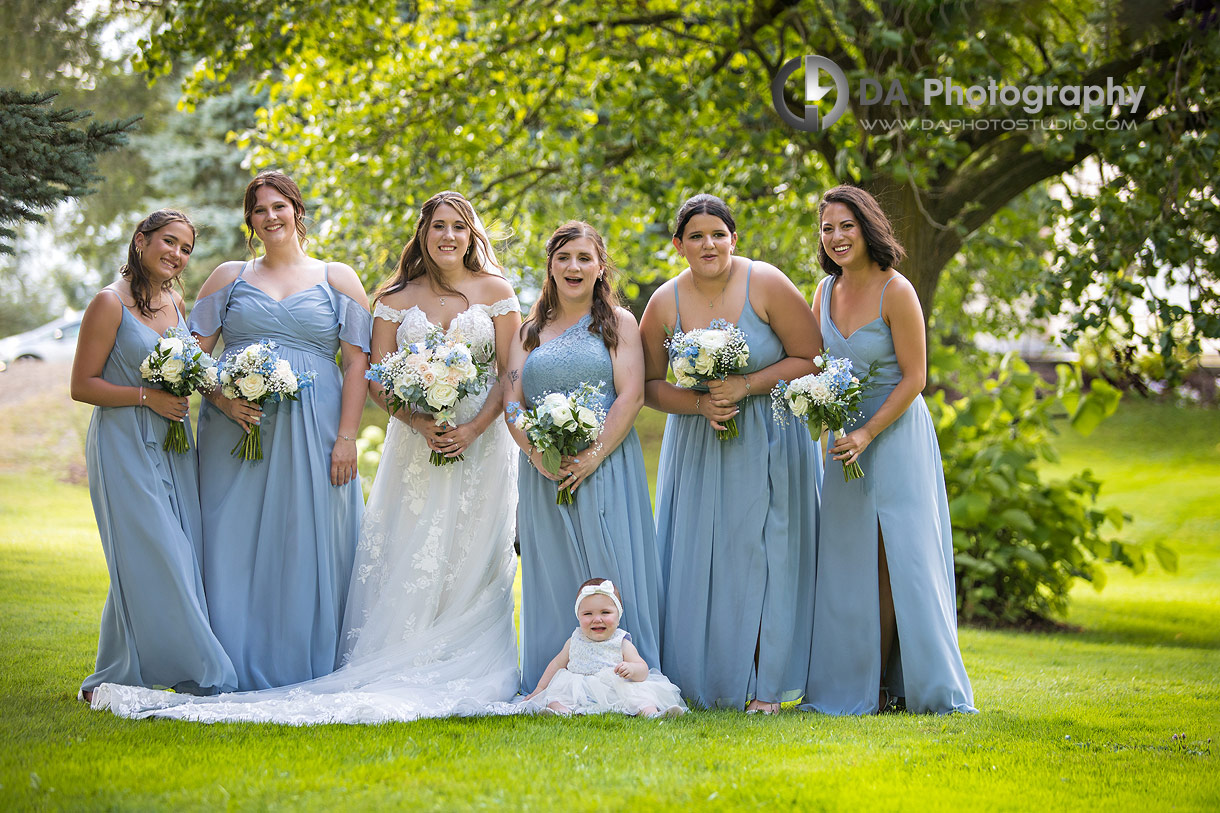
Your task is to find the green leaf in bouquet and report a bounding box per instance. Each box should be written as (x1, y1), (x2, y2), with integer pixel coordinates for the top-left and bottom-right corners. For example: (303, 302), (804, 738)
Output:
(542, 446), (562, 476)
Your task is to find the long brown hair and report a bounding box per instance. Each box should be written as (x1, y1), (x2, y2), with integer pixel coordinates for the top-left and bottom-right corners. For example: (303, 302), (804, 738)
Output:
(120, 209), (195, 318)
(373, 191), (503, 305)
(522, 221), (620, 352)
(817, 185), (906, 276)
(243, 170), (308, 255)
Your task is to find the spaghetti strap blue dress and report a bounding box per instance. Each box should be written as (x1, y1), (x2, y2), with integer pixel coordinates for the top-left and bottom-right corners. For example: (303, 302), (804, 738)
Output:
(189, 264), (371, 690)
(517, 314), (663, 693)
(81, 300), (237, 696)
(803, 275), (975, 715)
(654, 263), (821, 709)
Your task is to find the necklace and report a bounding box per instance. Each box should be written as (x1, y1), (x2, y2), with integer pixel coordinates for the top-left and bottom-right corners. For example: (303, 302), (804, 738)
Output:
(691, 265), (733, 310)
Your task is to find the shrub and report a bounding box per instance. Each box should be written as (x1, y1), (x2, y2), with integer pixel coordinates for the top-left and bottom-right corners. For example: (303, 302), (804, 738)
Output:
(929, 350), (1176, 624)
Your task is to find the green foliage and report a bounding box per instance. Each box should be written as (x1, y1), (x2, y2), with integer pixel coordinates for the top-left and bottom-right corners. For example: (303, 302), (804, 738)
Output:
(0, 90), (137, 255)
(133, 0), (1220, 371)
(928, 349), (1166, 624)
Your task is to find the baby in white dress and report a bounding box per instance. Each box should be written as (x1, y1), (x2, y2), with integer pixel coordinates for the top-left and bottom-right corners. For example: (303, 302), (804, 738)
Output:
(525, 579), (685, 718)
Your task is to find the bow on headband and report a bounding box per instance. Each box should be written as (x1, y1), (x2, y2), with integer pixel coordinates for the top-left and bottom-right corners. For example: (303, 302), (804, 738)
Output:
(574, 581), (623, 619)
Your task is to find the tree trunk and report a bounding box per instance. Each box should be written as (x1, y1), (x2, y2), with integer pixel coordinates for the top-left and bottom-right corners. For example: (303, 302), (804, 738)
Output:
(867, 177), (962, 322)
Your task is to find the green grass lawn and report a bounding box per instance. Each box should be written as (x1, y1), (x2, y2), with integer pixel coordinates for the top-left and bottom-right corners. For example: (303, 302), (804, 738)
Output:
(1, 399), (1216, 810)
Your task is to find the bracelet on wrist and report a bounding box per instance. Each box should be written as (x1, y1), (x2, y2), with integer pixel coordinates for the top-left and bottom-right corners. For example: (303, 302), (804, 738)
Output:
(338, 434), (357, 442)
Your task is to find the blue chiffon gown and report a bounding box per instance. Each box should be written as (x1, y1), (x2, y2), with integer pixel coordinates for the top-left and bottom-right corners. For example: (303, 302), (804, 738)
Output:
(81, 300), (237, 696)
(654, 263), (822, 709)
(518, 313), (663, 693)
(803, 275), (975, 715)
(190, 265), (371, 690)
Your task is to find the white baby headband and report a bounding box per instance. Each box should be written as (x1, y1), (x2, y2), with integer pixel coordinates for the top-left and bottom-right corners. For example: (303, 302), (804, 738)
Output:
(574, 581), (623, 620)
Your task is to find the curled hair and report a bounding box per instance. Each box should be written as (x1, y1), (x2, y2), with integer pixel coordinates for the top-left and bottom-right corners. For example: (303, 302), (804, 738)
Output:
(243, 170), (308, 255)
(673, 193), (737, 240)
(816, 185), (906, 276)
(120, 209), (195, 318)
(373, 191), (503, 306)
(522, 221), (620, 353)
(577, 577), (623, 603)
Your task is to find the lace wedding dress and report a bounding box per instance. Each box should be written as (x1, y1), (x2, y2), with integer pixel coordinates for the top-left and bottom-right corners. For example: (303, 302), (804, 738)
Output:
(92, 298), (526, 724)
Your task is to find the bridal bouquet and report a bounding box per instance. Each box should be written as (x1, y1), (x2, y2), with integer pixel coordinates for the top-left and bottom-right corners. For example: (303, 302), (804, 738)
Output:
(772, 352), (874, 481)
(506, 381), (606, 505)
(365, 330), (490, 466)
(665, 318), (750, 441)
(219, 340), (315, 461)
(138, 327), (219, 453)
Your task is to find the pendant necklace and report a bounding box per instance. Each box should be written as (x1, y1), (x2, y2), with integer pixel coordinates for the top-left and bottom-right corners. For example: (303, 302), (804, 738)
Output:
(692, 265), (733, 310)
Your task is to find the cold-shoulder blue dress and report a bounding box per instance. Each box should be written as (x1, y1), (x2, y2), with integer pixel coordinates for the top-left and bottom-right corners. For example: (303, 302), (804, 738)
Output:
(518, 313), (663, 693)
(654, 263), (821, 709)
(81, 299), (237, 696)
(803, 275), (975, 715)
(189, 265), (371, 690)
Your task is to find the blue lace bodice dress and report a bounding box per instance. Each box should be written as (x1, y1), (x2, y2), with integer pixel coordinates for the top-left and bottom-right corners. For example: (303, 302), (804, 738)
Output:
(803, 275), (975, 714)
(654, 262), (822, 709)
(81, 300), (237, 696)
(517, 314), (663, 694)
(189, 265), (371, 690)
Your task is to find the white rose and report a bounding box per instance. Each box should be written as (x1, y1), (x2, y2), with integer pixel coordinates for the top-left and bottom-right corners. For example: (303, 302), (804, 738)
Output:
(219, 370), (232, 385)
(221, 384), (238, 399)
(237, 373), (267, 400)
(418, 366), (437, 387)
(160, 337), (185, 355)
(735, 350), (750, 366)
(790, 394), (810, 416)
(426, 381), (459, 409)
(697, 330), (729, 352)
(542, 392), (568, 413)
(553, 406), (577, 429)
(239, 345), (261, 364)
(201, 367), (219, 390)
(161, 357), (185, 384)
(139, 358), (153, 378)
(807, 378), (833, 404)
(676, 373), (698, 389)
(693, 352), (716, 376)
(276, 369), (298, 392)
(576, 405), (597, 428)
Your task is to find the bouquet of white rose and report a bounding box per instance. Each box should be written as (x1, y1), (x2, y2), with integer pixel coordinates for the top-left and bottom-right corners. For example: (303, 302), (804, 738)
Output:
(365, 329), (490, 466)
(218, 340), (316, 461)
(506, 381), (606, 505)
(138, 326), (220, 453)
(771, 352), (874, 481)
(665, 318), (750, 440)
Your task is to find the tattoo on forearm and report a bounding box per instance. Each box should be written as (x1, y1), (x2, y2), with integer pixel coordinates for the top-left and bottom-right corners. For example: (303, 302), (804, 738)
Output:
(508, 369), (519, 383)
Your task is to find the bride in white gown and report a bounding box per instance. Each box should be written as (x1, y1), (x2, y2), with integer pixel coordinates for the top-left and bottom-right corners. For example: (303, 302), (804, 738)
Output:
(93, 192), (526, 723)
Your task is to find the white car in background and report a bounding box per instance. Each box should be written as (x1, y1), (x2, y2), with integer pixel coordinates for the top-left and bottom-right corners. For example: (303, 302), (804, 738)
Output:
(0, 313), (83, 372)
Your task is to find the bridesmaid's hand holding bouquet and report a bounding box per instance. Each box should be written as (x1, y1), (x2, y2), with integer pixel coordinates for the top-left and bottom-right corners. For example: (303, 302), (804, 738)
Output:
(506, 381), (606, 505)
(772, 352), (874, 481)
(665, 319), (750, 440)
(138, 327), (219, 453)
(218, 340), (315, 461)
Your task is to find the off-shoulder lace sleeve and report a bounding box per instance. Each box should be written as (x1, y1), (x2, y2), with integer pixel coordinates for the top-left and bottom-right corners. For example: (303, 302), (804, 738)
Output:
(187, 281), (236, 337)
(373, 302), (408, 323)
(485, 295), (521, 318)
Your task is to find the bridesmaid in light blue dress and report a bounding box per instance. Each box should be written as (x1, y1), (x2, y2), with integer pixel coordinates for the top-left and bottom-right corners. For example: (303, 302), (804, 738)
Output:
(191, 172), (371, 690)
(803, 185), (974, 715)
(71, 210), (236, 701)
(640, 194), (822, 711)
(506, 221), (663, 694)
